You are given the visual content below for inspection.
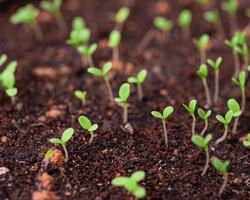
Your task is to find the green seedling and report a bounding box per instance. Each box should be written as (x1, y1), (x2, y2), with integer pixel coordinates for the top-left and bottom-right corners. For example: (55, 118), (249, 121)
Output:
(112, 171), (146, 199)
(204, 10), (225, 37)
(183, 99), (197, 135)
(115, 83), (131, 124)
(42, 149), (54, 169)
(151, 106), (174, 149)
(78, 43), (97, 67)
(194, 34), (210, 64)
(0, 54), (7, 67)
(198, 108), (211, 136)
(207, 57), (222, 104)
(40, 0), (66, 30)
(197, 64), (212, 107)
(113, 6), (130, 31)
(227, 98), (241, 135)
(215, 110), (234, 145)
(49, 128), (74, 163)
(178, 9), (192, 39)
(222, 0), (238, 34)
(127, 69), (147, 101)
(108, 30), (121, 61)
(211, 157), (230, 195)
(191, 134), (212, 175)
(78, 115), (98, 144)
(243, 133), (250, 148)
(234, 32), (249, 70)
(10, 4), (43, 41)
(87, 62), (114, 104)
(74, 90), (87, 104)
(153, 16), (173, 40)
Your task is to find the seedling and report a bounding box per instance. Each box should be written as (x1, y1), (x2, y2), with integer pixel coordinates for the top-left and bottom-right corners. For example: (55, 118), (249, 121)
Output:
(49, 128), (74, 163)
(112, 171), (146, 199)
(222, 0), (238, 34)
(42, 149), (54, 169)
(74, 90), (87, 104)
(204, 10), (225, 37)
(113, 7), (130, 31)
(40, 0), (66, 30)
(197, 64), (212, 107)
(207, 57), (222, 104)
(178, 9), (192, 39)
(211, 157), (230, 195)
(87, 62), (114, 104)
(243, 133), (250, 148)
(115, 83), (131, 124)
(151, 106), (174, 149)
(191, 134), (212, 175)
(153, 16), (173, 40)
(194, 34), (210, 64)
(108, 30), (121, 61)
(127, 69), (147, 101)
(78, 43), (97, 67)
(10, 4), (43, 40)
(0, 54), (7, 67)
(183, 99), (197, 135)
(227, 98), (241, 135)
(198, 108), (211, 136)
(215, 110), (234, 145)
(234, 32), (249, 70)
(78, 115), (98, 144)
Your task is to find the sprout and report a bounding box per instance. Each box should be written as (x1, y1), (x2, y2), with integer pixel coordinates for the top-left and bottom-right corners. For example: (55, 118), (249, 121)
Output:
(178, 9), (192, 39)
(207, 57), (222, 104)
(108, 30), (121, 61)
(204, 10), (225, 37)
(112, 171), (146, 199)
(49, 128), (74, 163)
(215, 110), (234, 145)
(227, 98), (241, 135)
(194, 34), (210, 64)
(243, 133), (250, 148)
(78, 115), (98, 144)
(198, 108), (211, 136)
(10, 4), (43, 41)
(113, 7), (130, 31)
(183, 99), (197, 135)
(0, 54), (7, 67)
(115, 83), (131, 124)
(87, 62), (114, 104)
(78, 43), (97, 67)
(153, 16), (173, 40)
(151, 106), (174, 149)
(191, 134), (212, 175)
(197, 64), (212, 107)
(211, 157), (230, 195)
(127, 69), (147, 101)
(74, 90), (87, 104)
(44, 149), (53, 159)
(40, 0), (66, 30)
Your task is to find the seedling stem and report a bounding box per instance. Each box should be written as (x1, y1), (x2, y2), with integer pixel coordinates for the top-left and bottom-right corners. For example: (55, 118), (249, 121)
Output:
(202, 149), (209, 176)
(202, 78), (212, 107)
(215, 124), (229, 145)
(219, 173), (228, 195)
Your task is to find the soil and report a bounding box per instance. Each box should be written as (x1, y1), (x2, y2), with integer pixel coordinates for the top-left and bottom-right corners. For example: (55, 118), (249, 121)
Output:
(0, 0), (250, 199)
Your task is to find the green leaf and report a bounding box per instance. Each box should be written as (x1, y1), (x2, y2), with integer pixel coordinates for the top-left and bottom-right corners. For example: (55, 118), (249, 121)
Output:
(49, 138), (62, 144)
(183, 99), (197, 114)
(108, 30), (121, 48)
(204, 11), (220, 24)
(221, 0), (237, 14)
(162, 106), (174, 119)
(211, 157), (230, 174)
(153, 16), (173, 32)
(0, 54), (7, 66)
(44, 149), (53, 159)
(88, 124), (98, 132)
(133, 186), (146, 199)
(197, 64), (208, 78)
(239, 71), (246, 88)
(127, 77), (138, 83)
(197, 34), (209, 50)
(74, 90), (87, 101)
(243, 140), (250, 147)
(102, 62), (112, 76)
(151, 111), (163, 119)
(225, 110), (233, 124)
(88, 43), (97, 55)
(6, 88), (17, 97)
(191, 134), (206, 150)
(227, 98), (240, 113)
(137, 69), (147, 83)
(118, 83), (130, 102)
(207, 57), (222, 70)
(87, 67), (103, 77)
(3, 71), (15, 88)
(72, 17), (86, 30)
(131, 171), (145, 182)
(112, 176), (129, 186)
(61, 128), (74, 143)
(216, 115), (226, 124)
(198, 108), (211, 120)
(78, 115), (92, 130)
(178, 9), (192, 27)
(115, 7), (130, 24)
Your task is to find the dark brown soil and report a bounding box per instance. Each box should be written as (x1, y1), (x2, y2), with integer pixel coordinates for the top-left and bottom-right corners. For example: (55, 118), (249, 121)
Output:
(0, 0), (250, 199)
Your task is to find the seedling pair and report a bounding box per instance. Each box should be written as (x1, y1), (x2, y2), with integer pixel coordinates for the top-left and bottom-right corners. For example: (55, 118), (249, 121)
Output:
(222, 0), (238, 34)
(198, 108), (211, 136)
(113, 7), (130, 32)
(227, 98), (241, 135)
(178, 9), (192, 39)
(183, 99), (197, 135)
(108, 30), (121, 61)
(204, 11), (225, 37)
(153, 16), (173, 41)
(194, 34), (210, 64)
(74, 90), (87, 104)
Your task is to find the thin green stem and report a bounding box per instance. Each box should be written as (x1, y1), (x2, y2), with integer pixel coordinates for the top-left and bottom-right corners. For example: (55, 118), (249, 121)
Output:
(123, 103), (128, 124)
(105, 79), (114, 105)
(202, 78), (212, 107)
(233, 53), (240, 76)
(89, 131), (95, 144)
(201, 149), (209, 176)
(137, 84), (143, 101)
(162, 120), (168, 149)
(215, 125), (228, 145)
(219, 173), (228, 196)
(241, 88), (246, 113)
(213, 70), (219, 104)
(232, 117), (239, 135)
(191, 114), (196, 135)
(62, 144), (68, 163)
(200, 120), (208, 136)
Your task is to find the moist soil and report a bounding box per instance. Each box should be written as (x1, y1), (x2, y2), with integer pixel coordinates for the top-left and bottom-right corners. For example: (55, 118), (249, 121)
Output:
(0, 0), (250, 199)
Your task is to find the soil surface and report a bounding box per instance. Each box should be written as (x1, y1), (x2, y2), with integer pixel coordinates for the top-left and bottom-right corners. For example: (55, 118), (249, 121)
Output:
(0, 0), (250, 199)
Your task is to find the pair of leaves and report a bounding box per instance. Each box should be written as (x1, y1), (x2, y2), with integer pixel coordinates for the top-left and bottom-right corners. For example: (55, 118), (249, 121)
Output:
(227, 98), (241, 117)
(243, 133), (250, 148)
(191, 134), (212, 151)
(183, 99), (197, 114)
(50, 128), (74, 145)
(108, 30), (121, 48)
(221, 0), (237, 14)
(115, 83), (130, 103)
(178, 9), (192, 27)
(127, 69), (147, 85)
(74, 90), (87, 101)
(40, 0), (62, 13)
(197, 64), (208, 78)
(204, 11), (220, 24)
(78, 116), (98, 132)
(196, 34), (210, 51)
(198, 108), (211, 120)
(232, 71), (246, 89)
(77, 43), (97, 57)
(211, 157), (230, 174)
(216, 110), (234, 125)
(151, 106), (174, 120)
(207, 57), (222, 71)
(115, 7), (130, 24)
(87, 62), (112, 79)
(153, 17), (173, 32)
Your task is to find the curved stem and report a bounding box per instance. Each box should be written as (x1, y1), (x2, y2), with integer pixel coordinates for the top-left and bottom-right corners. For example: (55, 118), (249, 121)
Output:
(201, 149), (209, 176)
(215, 125), (228, 145)
(87, 56), (94, 67)
(232, 117), (239, 135)
(105, 79), (114, 105)
(137, 84), (143, 101)
(202, 78), (212, 107)
(219, 173), (228, 196)
(200, 120), (208, 136)
(123, 103), (128, 124)
(113, 47), (119, 61)
(62, 144), (68, 163)
(241, 88), (246, 113)
(213, 70), (219, 104)
(233, 53), (240, 77)
(135, 29), (156, 54)
(191, 114), (196, 135)
(162, 120), (168, 149)
(89, 131), (95, 144)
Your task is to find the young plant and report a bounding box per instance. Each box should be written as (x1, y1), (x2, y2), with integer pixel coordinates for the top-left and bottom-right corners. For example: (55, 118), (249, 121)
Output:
(10, 4), (43, 41)
(211, 157), (230, 195)
(243, 133), (250, 148)
(127, 69), (147, 101)
(108, 30), (121, 61)
(227, 98), (241, 135)
(115, 83), (131, 124)
(191, 134), (212, 176)
(113, 6), (130, 32)
(78, 43), (97, 67)
(235, 32), (249, 71)
(74, 90), (87, 104)
(198, 108), (211, 136)
(153, 16), (173, 41)
(78, 115), (98, 144)
(183, 99), (197, 135)
(194, 34), (210, 64)
(197, 64), (212, 107)
(215, 110), (234, 145)
(49, 128), (74, 163)
(204, 10), (225, 37)
(178, 9), (192, 39)
(207, 57), (222, 104)
(112, 171), (146, 199)
(151, 106), (174, 149)
(40, 0), (66, 30)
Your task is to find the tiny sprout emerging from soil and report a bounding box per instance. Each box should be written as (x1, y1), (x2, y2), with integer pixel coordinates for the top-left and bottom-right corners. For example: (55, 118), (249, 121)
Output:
(87, 62), (114, 104)
(45, 149), (53, 159)
(195, 34), (210, 64)
(215, 110), (234, 145)
(115, 83), (131, 124)
(243, 133), (250, 148)
(178, 9), (192, 39)
(183, 99), (197, 135)
(128, 69), (147, 101)
(112, 171), (146, 199)
(78, 43), (97, 67)
(49, 128), (74, 163)
(151, 106), (174, 149)
(227, 98), (241, 135)
(78, 115), (98, 144)
(40, 0), (66, 30)
(191, 134), (212, 176)
(74, 90), (87, 104)
(153, 16), (173, 40)
(207, 57), (222, 104)
(197, 64), (212, 107)
(211, 157), (230, 195)
(204, 11), (225, 37)
(198, 108), (211, 136)
(108, 30), (121, 61)
(114, 7), (130, 31)
(10, 4), (43, 41)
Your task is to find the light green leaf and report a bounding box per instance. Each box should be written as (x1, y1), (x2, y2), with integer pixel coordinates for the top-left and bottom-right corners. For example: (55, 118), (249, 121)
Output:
(153, 16), (173, 32)
(133, 186), (146, 199)
(103, 62), (112, 76)
(6, 88), (17, 97)
(49, 138), (62, 144)
(115, 7), (130, 24)
(162, 106), (174, 119)
(88, 124), (98, 132)
(151, 111), (163, 119)
(61, 128), (74, 143)
(87, 67), (103, 77)
(78, 115), (92, 130)
(118, 83), (130, 102)
(131, 171), (145, 182)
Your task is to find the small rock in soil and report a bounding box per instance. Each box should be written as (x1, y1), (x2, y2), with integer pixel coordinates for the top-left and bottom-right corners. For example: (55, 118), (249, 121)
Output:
(0, 167), (10, 176)
(1, 136), (8, 143)
(32, 190), (60, 200)
(33, 67), (57, 79)
(37, 172), (54, 191)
